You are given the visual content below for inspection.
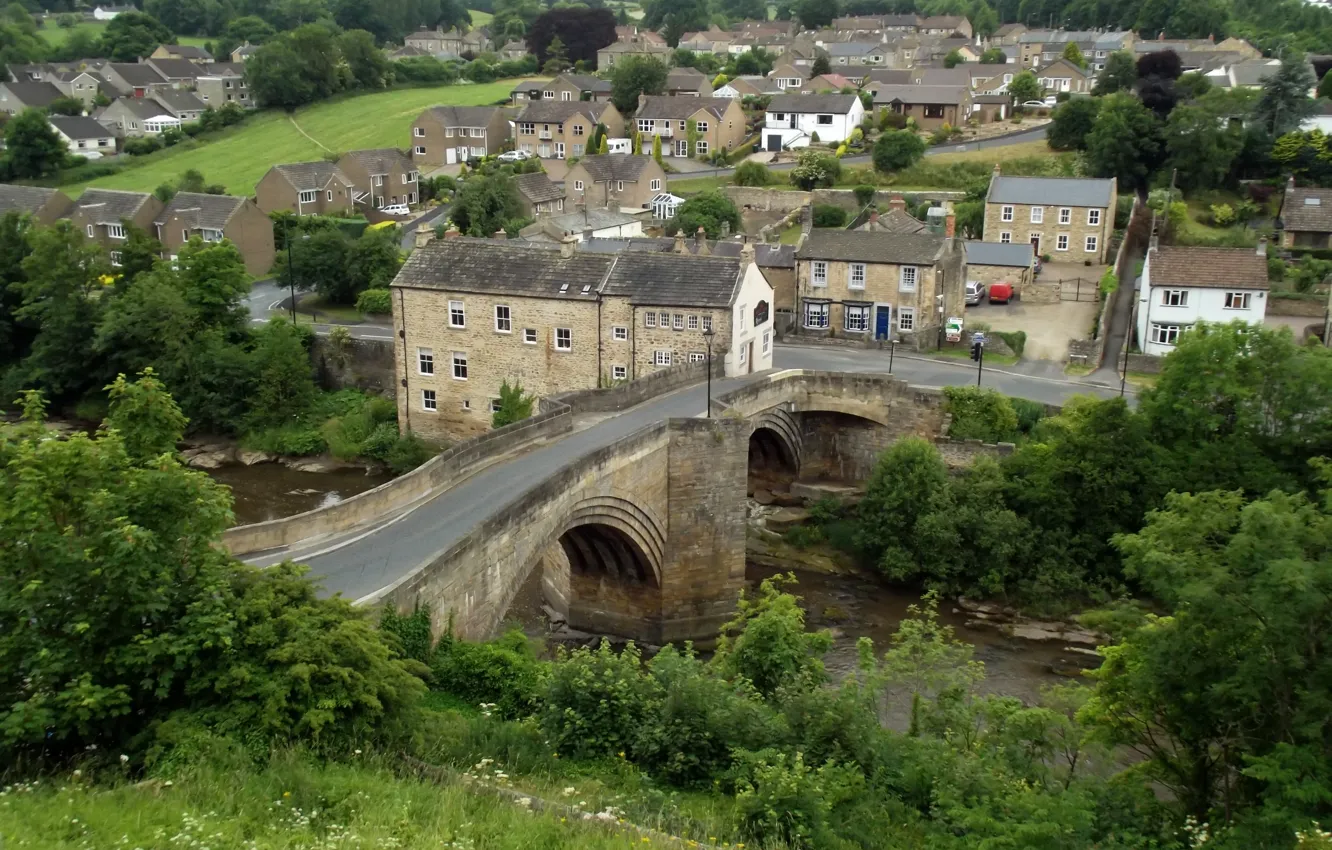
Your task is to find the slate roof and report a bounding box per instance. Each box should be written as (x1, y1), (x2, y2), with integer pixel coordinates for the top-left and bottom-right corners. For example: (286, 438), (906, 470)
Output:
(797, 229), (946, 264)
(530, 208), (641, 235)
(0, 184), (69, 217)
(340, 148), (414, 174)
(755, 243), (795, 267)
(601, 252), (742, 307)
(965, 240), (1033, 268)
(107, 63), (166, 86)
(863, 69), (913, 85)
(49, 115), (112, 139)
(148, 58), (204, 80)
(1280, 186), (1332, 232)
(151, 88), (206, 115)
(636, 95), (731, 120)
(914, 66), (971, 85)
(857, 208), (928, 234)
(158, 44), (212, 60)
(393, 238), (616, 300)
(201, 61), (244, 77)
(103, 96), (174, 119)
(825, 41), (886, 57)
(766, 93), (859, 114)
(871, 83), (968, 105)
(272, 161), (354, 191)
(515, 100), (609, 123)
(667, 67), (710, 86)
(1148, 246), (1270, 291)
(2, 81), (62, 106)
(560, 73), (611, 93)
(575, 154), (656, 182)
(513, 172), (564, 204)
(73, 189), (153, 223)
(989, 175), (1114, 208)
(156, 192), (245, 230)
(423, 104), (501, 127)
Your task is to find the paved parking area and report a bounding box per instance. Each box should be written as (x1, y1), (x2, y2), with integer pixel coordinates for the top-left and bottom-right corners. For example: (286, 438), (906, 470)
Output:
(967, 299), (1099, 361)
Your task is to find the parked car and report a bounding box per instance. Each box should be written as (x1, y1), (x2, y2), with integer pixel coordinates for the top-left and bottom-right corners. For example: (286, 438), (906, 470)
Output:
(965, 281), (986, 306)
(497, 150), (531, 162)
(1020, 100), (1047, 109)
(379, 203), (411, 217)
(988, 282), (1014, 304)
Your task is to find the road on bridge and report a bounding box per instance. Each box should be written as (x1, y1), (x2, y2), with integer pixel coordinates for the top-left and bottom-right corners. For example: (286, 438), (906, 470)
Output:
(255, 343), (1128, 602)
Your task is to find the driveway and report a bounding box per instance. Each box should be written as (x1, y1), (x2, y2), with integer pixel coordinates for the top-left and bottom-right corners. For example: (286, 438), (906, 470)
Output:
(967, 299), (1099, 362)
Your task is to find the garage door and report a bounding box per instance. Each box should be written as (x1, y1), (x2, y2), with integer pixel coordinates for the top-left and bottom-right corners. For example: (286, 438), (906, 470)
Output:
(766, 134), (783, 152)
(445, 148), (456, 164)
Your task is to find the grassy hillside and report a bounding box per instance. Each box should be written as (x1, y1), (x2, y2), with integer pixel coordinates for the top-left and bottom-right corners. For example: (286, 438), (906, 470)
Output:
(468, 8), (494, 25)
(67, 79), (527, 197)
(37, 20), (210, 49)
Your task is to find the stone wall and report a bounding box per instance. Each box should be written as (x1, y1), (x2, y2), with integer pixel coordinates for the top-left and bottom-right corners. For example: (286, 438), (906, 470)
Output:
(549, 357), (722, 415)
(723, 186), (966, 215)
(798, 411), (894, 481)
(1124, 352), (1164, 374)
(313, 336), (396, 393)
(1023, 279), (1061, 304)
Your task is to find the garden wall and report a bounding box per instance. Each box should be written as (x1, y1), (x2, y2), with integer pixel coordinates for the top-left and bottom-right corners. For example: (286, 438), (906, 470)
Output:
(724, 186), (966, 214)
(313, 336), (396, 393)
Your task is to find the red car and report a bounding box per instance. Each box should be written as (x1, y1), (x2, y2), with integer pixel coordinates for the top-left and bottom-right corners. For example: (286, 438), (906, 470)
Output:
(988, 282), (1014, 304)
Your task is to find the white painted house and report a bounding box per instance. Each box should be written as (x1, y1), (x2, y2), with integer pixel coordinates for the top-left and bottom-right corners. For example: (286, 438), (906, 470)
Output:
(48, 116), (115, 159)
(762, 93), (865, 151)
(1136, 244), (1271, 357)
(92, 4), (133, 20)
(725, 259), (777, 376)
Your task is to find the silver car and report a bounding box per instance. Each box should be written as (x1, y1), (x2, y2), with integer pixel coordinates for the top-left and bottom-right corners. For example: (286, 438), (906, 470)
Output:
(965, 281), (985, 306)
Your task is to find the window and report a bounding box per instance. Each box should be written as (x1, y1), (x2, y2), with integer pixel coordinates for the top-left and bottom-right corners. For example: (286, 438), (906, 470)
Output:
(616, 181), (624, 192)
(490, 398), (504, 413)
(697, 121), (708, 133)
(762, 331), (770, 354)
(106, 223), (125, 240)
(898, 307), (915, 331)
(687, 315), (698, 330)
(519, 122), (534, 135)
(327, 189), (334, 200)
(803, 301), (829, 328)
(999, 231), (1011, 244)
(812, 260), (828, 285)
(817, 113), (833, 124)
(542, 90), (554, 99)
(645, 312), (657, 328)
(696, 140), (709, 156)
(1151, 323), (1184, 346)
(414, 127), (425, 137)
(562, 91), (572, 101)
(1001, 205), (1014, 222)
(422, 389), (437, 411)
(572, 144), (584, 157)
(1084, 235), (1098, 253)
(418, 347), (434, 374)
(638, 118), (654, 133)
(86, 224), (94, 237)
(613, 365), (627, 379)
(1161, 289), (1189, 307)
(555, 327), (572, 350)
(701, 315), (712, 333)
(572, 123), (584, 136)
(899, 266), (917, 292)
(658, 311), (669, 327)
(1225, 291), (1252, 310)
(449, 300), (465, 327)
(1087, 209), (1101, 226)
(299, 190), (316, 204)
(574, 180), (584, 191)
(372, 175), (384, 187)
(1030, 207), (1044, 224)
(523, 328), (537, 344)
(494, 304), (511, 332)
(650, 178), (661, 191)
(673, 314), (684, 330)
(654, 350), (672, 366)
(689, 352), (705, 363)
(848, 263), (866, 290)
(736, 305), (745, 330)
(1056, 233), (1069, 251)
(739, 344), (748, 366)
(844, 304), (869, 332)
(1058, 207), (1071, 224)
(923, 104), (945, 118)
(613, 325), (628, 340)
(109, 250), (122, 266)
(452, 352), (468, 379)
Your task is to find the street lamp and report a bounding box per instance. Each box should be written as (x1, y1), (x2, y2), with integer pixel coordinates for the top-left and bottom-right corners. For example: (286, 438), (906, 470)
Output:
(284, 216), (297, 323)
(703, 325), (715, 418)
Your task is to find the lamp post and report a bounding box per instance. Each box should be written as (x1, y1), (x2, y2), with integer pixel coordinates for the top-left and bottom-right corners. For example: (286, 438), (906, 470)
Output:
(284, 216), (297, 323)
(703, 326), (715, 418)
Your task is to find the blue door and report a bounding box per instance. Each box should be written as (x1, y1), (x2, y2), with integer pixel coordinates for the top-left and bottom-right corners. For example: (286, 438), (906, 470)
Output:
(874, 306), (891, 340)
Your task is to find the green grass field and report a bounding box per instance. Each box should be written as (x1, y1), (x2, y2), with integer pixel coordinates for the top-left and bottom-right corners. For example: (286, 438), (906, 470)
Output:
(37, 19), (210, 49)
(468, 8), (494, 25)
(66, 79), (526, 197)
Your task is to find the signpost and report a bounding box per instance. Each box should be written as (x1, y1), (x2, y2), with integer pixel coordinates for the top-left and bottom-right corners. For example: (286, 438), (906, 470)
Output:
(970, 331), (985, 386)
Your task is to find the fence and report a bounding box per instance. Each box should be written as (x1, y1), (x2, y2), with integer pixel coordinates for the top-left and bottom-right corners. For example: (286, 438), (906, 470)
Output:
(1057, 277), (1099, 302)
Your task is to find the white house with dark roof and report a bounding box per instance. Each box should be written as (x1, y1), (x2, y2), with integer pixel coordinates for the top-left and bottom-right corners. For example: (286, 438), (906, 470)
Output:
(49, 115), (115, 157)
(1136, 244), (1271, 356)
(763, 93), (865, 149)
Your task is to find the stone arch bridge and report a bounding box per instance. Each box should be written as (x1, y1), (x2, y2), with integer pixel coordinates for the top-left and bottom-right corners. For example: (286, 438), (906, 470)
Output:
(368, 371), (947, 644)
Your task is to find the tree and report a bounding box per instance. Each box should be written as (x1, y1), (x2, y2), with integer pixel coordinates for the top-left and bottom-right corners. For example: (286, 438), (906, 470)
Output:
(1084, 93), (1163, 190)
(344, 226), (402, 303)
(248, 319), (316, 428)
(640, 0), (709, 44)
(811, 54), (830, 76)
(651, 132), (662, 163)
(45, 95), (83, 116)
(1320, 70), (1332, 100)
(452, 173), (523, 238)
(527, 7), (618, 69)
(944, 49), (963, 69)
(610, 54), (668, 114)
(3, 107), (66, 178)
(144, 0), (228, 36)
(246, 25), (344, 110)
(979, 47), (1006, 64)
(175, 238), (252, 331)
(1006, 70), (1042, 106)
(1254, 56), (1317, 137)
(793, 0), (836, 30)
(338, 29), (392, 90)
(720, 0), (766, 21)
(1046, 96), (1098, 151)
(879, 593), (985, 736)
(872, 129), (926, 172)
(855, 437), (952, 577)
(99, 11), (173, 62)
(1093, 50), (1137, 95)
(103, 368), (188, 463)
(542, 34), (571, 73)
(1061, 42), (1086, 69)
(1165, 0), (1229, 39)
(492, 379), (534, 428)
(673, 191), (741, 239)
(1164, 103), (1242, 190)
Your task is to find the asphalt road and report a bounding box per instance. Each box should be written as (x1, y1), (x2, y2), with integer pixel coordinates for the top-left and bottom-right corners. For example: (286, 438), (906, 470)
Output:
(247, 279), (394, 341)
(264, 343), (1123, 602)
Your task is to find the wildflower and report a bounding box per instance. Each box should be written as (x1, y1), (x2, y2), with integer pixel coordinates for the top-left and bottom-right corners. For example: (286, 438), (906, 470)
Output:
(283, 791), (291, 798)
(354, 749), (362, 755)
(562, 787), (576, 796)
(618, 751), (626, 758)
(72, 770), (81, 778)
(642, 838), (650, 843)
(120, 755), (129, 764)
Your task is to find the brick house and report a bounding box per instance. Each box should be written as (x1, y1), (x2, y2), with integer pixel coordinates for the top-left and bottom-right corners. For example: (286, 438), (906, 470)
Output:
(513, 101), (624, 160)
(510, 73), (613, 104)
(410, 105), (511, 166)
(0, 184), (73, 224)
(154, 192), (276, 276)
(391, 233), (774, 440)
(564, 154), (668, 211)
(513, 172), (566, 218)
(335, 149), (420, 209)
(793, 226), (967, 349)
(1278, 179), (1332, 248)
(983, 167), (1117, 262)
(255, 161), (358, 216)
(633, 96), (745, 159)
(68, 189), (165, 264)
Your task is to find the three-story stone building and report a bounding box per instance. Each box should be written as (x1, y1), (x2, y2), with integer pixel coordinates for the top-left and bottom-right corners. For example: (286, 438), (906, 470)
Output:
(982, 167), (1117, 263)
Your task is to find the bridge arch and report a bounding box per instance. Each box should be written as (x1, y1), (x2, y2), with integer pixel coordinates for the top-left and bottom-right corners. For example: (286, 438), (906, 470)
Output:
(748, 407), (802, 493)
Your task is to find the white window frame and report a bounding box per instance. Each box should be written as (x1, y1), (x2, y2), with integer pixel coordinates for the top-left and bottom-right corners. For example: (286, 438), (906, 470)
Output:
(106, 223), (125, 240)
(417, 347), (434, 375)
(701, 315), (712, 332)
(1084, 235), (1098, 253)
(1029, 207), (1043, 224)
(1224, 291), (1252, 310)
(86, 224), (94, 237)
(688, 315), (698, 330)
(999, 231), (1011, 244)
(803, 301), (829, 329)
(848, 262), (866, 290)
(812, 260), (828, 286)
(654, 349), (672, 366)
(414, 126), (425, 137)
(452, 352), (468, 380)
(898, 307), (915, 331)
(613, 325), (628, 340)
(696, 140), (708, 156)
(523, 328), (537, 344)
(1150, 322), (1183, 346)
(645, 312), (657, 328)
(899, 266), (917, 293)
(844, 303), (869, 332)
(612, 365), (627, 379)
(658, 311), (669, 327)
(1161, 289), (1188, 307)
(448, 300), (465, 328)
(109, 250), (122, 266)
(1058, 207), (1071, 224)
(673, 313), (684, 330)
(554, 327), (572, 351)
(1056, 233), (1069, 251)
(422, 389), (437, 411)
(650, 178), (661, 191)
(574, 180), (584, 191)
(494, 304), (512, 333)
(762, 331), (770, 354)
(1001, 205), (1014, 222)
(1087, 208), (1101, 226)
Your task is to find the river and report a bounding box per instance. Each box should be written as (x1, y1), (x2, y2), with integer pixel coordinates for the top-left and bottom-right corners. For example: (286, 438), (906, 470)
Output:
(209, 463), (393, 526)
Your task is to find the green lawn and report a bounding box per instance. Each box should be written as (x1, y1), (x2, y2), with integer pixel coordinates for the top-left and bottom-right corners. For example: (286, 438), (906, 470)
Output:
(66, 79), (525, 197)
(468, 8), (494, 25)
(37, 20), (210, 49)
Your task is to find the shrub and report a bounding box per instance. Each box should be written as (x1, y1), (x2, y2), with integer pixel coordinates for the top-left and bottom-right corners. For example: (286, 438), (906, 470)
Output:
(385, 431), (436, 474)
(380, 606), (434, 664)
(872, 130), (927, 173)
(812, 204), (848, 228)
(1269, 254), (1287, 281)
(492, 379), (533, 429)
(122, 135), (163, 156)
(1210, 203), (1235, 226)
(541, 639), (662, 759)
(243, 423), (326, 456)
(1010, 397), (1047, 434)
(785, 524), (826, 547)
(943, 385), (1018, 442)
(853, 184), (877, 207)
(878, 110), (908, 131)
(356, 288), (391, 314)
(734, 749), (865, 850)
(996, 329), (1027, 358)
(432, 629), (548, 719)
(735, 159), (772, 186)
(1099, 268), (1119, 296)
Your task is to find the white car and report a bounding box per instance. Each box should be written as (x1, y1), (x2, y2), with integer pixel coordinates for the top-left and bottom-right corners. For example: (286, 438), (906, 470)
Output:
(1021, 100), (1048, 109)
(497, 150), (531, 162)
(379, 204), (411, 217)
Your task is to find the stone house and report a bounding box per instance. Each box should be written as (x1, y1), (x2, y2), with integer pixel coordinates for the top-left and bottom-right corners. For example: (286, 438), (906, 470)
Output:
(47, 69), (107, 109)
(596, 38), (670, 70)
(68, 189), (165, 264)
(964, 240), (1035, 292)
(194, 63), (250, 108)
(825, 41), (895, 67)
(149, 45), (213, 64)
(405, 27), (488, 58)
(336, 148), (420, 209)
(871, 83), (971, 130)
(411, 105), (511, 166)
(634, 96), (745, 159)
(983, 167), (1117, 263)
(921, 15), (972, 37)
(0, 184), (73, 224)
(144, 58), (204, 88)
(514, 101), (624, 160)
(95, 97), (181, 137)
(1278, 179), (1332, 248)
(768, 63), (807, 90)
(49, 115), (115, 157)
(390, 234), (774, 440)
(665, 67), (713, 96)
(510, 73), (613, 104)
(255, 161), (358, 216)
(564, 154), (668, 211)
(499, 41), (529, 61)
(793, 225), (967, 350)
(0, 80), (62, 114)
(1034, 58), (1090, 95)
(513, 172), (566, 218)
(154, 192), (276, 277)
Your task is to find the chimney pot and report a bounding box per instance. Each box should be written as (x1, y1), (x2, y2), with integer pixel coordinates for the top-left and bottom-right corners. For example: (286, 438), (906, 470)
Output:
(945, 213), (956, 238)
(559, 233), (577, 258)
(415, 227), (436, 249)
(870, 210), (880, 222)
(889, 194), (907, 211)
(673, 230), (687, 253)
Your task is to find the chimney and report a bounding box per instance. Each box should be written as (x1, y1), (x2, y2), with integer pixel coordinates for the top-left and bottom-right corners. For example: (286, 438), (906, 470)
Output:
(889, 195), (906, 212)
(720, 220), (731, 238)
(559, 233), (577, 258)
(444, 227), (461, 239)
(945, 213), (956, 238)
(740, 238), (756, 269)
(869, 210), (880, 224)
(414, 227), (436, 249)
(493, 229), (507, 239)
(674, 230), (687, 253)
(1257, 238), (1268, 257)
(695, 226), (707, 254)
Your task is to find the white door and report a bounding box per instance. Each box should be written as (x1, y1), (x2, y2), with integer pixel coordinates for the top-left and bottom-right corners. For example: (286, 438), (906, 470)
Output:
(445, 148), (456, 164)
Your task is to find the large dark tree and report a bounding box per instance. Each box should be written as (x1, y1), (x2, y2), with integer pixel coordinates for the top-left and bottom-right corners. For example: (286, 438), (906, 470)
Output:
(1137, 49), (1182, 118)
(246, 24), (345, 110)
(609, 54), (668, 113)
(526, 7), (617, 69)
(143, 0), (229, 37)
(99, 10), (173, 62)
